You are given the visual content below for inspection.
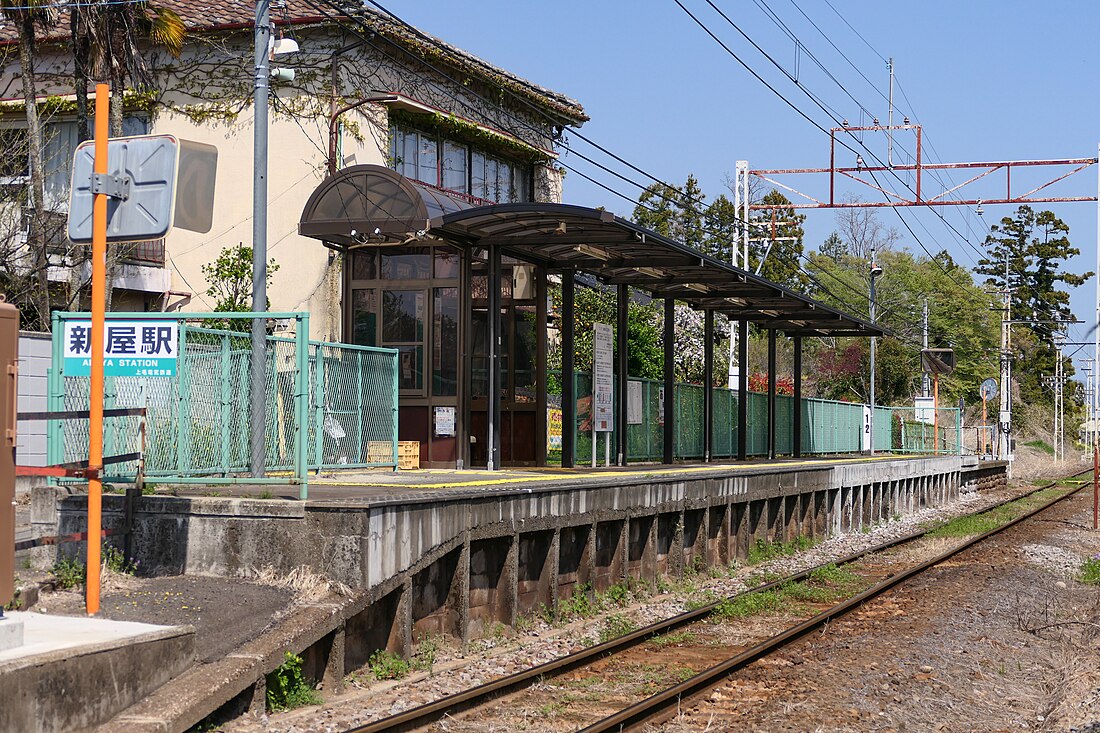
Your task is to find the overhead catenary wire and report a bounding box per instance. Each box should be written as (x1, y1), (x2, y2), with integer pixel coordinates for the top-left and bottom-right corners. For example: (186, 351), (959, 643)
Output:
(314, 0), (998, 364)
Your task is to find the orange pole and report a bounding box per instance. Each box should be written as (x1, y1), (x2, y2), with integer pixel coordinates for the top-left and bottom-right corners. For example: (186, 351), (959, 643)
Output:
(86, 83), (109, 615)
(933, 373), (939, 454)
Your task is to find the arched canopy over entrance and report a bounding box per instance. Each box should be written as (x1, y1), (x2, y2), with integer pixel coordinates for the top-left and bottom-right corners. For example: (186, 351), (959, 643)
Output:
(299, 164), (474, 249)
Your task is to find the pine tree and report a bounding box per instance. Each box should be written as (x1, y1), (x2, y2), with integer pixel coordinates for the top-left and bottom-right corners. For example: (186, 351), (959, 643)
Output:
(976, 205), (1091, 339)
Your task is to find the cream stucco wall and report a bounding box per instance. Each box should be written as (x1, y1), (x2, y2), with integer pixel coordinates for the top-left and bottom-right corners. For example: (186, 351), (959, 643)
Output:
(1, 21), (577, 342)
(153, 102), (386, 341)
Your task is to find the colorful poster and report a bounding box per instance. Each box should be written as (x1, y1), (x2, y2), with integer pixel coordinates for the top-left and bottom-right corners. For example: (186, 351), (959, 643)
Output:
(547, 407), (563, 451)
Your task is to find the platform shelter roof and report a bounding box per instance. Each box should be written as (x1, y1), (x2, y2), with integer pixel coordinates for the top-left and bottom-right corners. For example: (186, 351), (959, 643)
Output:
(299, 165), (886, 337)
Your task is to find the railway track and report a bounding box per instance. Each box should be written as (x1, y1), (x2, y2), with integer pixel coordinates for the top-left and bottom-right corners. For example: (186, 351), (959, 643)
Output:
(342, 470), (1091, 733)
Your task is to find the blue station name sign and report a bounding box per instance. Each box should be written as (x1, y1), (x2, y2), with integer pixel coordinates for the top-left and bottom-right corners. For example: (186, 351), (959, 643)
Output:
(63, 320), (179, 377)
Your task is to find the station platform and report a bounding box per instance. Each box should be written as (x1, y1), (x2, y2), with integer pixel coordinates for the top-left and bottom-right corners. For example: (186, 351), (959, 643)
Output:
(178, 454), (921, 506)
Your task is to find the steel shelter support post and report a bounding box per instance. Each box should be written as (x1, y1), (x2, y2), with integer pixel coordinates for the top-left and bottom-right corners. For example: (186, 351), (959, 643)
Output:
(487, 246), (501, 471)
(767, 329), (777, 460)
(703, 310), (714, 462)
(793, 336), (802, 458)
(663, 298), (675, 464)
(737, 319), (748, 461)
(561, 270), (575, 469)
(616, 284), (629, 466)
(295, 314), (310, 499)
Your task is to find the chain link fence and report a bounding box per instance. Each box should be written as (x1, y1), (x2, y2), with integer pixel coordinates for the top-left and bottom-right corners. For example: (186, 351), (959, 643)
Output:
(550, 372), (951, 464)
(49, 312), (398, 496)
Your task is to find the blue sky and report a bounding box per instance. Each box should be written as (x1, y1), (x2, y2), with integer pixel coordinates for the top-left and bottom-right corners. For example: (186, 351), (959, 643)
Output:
(397, 1), (1099, 380)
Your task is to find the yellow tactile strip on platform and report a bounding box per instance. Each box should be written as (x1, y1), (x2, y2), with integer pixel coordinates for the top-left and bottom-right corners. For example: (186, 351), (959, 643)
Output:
(309, 455), (902, 490)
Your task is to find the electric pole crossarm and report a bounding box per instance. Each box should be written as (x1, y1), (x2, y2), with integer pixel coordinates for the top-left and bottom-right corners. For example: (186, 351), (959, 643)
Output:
(748, 136), (1098, 211)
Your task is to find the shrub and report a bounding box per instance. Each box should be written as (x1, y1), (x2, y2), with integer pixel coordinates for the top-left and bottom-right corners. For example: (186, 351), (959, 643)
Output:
(266, 651), (322, 711)
(102, 543), (139, 575)
(51, 557), (86, 590)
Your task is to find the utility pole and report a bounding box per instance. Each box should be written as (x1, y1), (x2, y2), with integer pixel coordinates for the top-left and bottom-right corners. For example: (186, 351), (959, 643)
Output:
(250, 0), (272, 477)
(887, 58), (895, 168)
(921, 298), (930, 398)
(729, 160), (750, 389)
(1044, 337), (1065, 462)
(1094, 142), (1100, 490)
(869, 247), (881, 455)
(1055, 333), (1065, 462)
(997, 252), (1013, 463)
(1084, 359), (1095, 454)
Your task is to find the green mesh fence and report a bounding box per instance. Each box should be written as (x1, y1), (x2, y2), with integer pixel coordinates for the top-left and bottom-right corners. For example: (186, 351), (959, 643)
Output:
(882, 406), (962, 455)
(550, 372), (956, 463)
(49, 312), (399, 494)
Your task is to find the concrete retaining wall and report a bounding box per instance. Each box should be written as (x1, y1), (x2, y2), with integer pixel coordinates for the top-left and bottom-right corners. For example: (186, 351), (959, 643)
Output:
(33, 457), (1004, 652)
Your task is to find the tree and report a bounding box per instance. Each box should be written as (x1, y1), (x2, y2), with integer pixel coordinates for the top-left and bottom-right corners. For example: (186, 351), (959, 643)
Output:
(83, 1), (186, 136)
(748, 190), (807, 289)
(632, 182), (680, 239)
(2, 0), (56, 328)
(632, 175), (707, 254)
(819, 231), (846, 262)
(976, 205), (1090, 338)
(804, 246), (1000, 406)
(78, 0), (186, 311)
(834, 196), (900, 259)
(548, 282), (663, 381)
(202, 244), (278, 327)
(975, 206), (1090, 412)
(676, 174), (706, 253)
(702, 193), (739, 263)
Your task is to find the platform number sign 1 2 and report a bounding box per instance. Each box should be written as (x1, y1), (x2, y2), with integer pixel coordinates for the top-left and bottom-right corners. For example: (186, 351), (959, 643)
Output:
(63, 320), (178, 377)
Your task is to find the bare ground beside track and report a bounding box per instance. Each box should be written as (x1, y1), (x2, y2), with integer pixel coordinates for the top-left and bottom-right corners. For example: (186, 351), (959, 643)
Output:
(654, 488), (1100, 733)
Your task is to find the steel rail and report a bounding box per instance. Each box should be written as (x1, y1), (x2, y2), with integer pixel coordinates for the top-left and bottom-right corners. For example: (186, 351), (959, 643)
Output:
(342, 470), (1087, 733)
(580, 475), (1090, 733)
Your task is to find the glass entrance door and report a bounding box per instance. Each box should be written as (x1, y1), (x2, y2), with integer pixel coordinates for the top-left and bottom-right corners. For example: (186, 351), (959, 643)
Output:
(469, 258), (545, 467)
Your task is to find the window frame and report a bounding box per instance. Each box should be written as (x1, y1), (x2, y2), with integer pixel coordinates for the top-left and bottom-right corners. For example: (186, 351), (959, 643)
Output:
(389, 122), (532, 204)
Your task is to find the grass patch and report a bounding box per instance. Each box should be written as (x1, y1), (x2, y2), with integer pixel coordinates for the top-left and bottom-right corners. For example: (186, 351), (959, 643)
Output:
(598, 613), (638, 643)
(612, 662), (694, 695)
(711, 588), (789, 619)
(685, 589), (719, 610)
(926, 489), (1065, 539)
(1080, 556), (1100, 585)
(649, 630), (697, 648)
(711, 564), (864, 621)
(368, 649), (412, 680)
(266, 651), (322, 711)
(556, 581), (643, 623)
(1023, 439), (1055, 456)
(102, 543), (139, 575)
(746, 536), (817, 565)
(744, 570), (783, 587)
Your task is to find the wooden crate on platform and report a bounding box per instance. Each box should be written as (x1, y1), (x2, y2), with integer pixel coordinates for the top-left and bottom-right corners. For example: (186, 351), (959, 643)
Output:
(398, 441), (421, 470)
(366, 440), (421, 469)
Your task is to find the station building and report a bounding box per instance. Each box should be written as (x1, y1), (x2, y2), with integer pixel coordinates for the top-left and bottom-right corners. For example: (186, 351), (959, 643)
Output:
(2, 1), (882, 472)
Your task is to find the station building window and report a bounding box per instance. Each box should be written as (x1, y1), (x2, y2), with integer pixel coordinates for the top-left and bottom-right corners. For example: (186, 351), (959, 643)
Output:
(390, 124), (531, 203)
